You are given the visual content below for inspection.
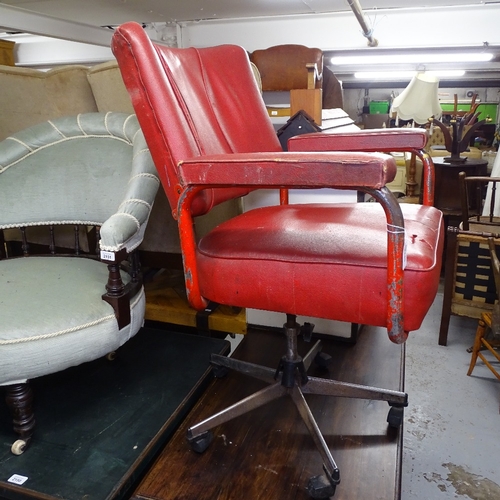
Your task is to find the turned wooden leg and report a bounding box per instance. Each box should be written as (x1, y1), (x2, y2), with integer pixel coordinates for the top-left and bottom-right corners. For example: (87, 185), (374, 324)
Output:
(467, 317), (488, 376)
(5, 383), (36, 454)
(439, 228), (458, 346)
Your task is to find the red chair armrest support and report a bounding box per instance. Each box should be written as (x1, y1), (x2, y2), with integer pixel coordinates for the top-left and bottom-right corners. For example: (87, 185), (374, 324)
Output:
(288, 128), (428, 151)
(288, 129), (435, 206)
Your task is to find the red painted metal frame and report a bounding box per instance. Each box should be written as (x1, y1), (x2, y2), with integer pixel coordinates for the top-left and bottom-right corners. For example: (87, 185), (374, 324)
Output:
(176, 171), (406, 344)
(288, 129), (435, 206)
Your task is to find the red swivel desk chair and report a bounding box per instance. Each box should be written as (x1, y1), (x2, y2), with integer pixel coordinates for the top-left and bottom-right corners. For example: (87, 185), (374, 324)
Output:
(112, 22), (443, 499)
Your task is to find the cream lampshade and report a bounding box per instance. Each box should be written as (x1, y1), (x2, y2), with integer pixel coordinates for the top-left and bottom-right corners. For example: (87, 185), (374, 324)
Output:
(391, 72), (442, 124)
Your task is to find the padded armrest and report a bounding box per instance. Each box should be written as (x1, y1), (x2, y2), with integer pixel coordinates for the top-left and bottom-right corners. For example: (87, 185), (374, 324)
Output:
(288, 128), (436, 206)
(99, 129), (160, 253)
(0, 113), (160, 256)
(178, 151), (397, 191)
(99, 169), (160, 253)
(288, 128), (428, 152)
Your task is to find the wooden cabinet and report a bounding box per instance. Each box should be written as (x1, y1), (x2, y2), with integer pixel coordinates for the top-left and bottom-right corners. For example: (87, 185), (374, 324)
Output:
(0, 39), (15, 66)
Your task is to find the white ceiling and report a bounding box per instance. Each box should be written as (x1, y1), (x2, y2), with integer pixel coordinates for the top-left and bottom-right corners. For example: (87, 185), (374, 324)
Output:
(0, 0), (493, 25)
(2, 0), (499, 84)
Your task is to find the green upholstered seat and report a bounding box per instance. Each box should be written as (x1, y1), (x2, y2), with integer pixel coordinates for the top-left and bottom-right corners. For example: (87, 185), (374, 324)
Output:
(0, 112), (160, 454)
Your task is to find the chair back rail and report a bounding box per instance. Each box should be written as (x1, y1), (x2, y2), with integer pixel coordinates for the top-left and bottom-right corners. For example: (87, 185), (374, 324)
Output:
(1, 225), (96, 258)
(460, 172), (500, 231)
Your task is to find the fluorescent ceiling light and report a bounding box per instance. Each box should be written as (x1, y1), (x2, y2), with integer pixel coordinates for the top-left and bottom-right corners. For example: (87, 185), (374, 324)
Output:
(354, 70), (466, 80)
(426, 70), (466, 77)
(354, 71), (416, 80)
(332, 52), (493, 65)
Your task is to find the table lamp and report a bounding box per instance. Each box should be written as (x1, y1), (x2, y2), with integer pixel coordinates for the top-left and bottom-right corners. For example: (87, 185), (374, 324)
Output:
(390, 72), (442, 197)
(391, 72), (442, 125)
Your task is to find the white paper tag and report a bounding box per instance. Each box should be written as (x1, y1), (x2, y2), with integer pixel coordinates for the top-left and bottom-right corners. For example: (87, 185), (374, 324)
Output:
(8, 474), (28, 485)
(403, 236), (407, 270)
(387, 224), (407, 270)
(100, 250), (115, 261)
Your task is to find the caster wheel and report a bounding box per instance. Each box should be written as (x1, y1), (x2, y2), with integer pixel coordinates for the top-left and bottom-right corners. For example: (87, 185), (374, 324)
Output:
(306, 473), (336, 499)
(314, 352), (332, 370)
(106, 351), (117, 361)
(212, 364), (229, 378)
(187, 430), (213, 453)
(11, 439), (27, 456)
(387, 406), (404, 428)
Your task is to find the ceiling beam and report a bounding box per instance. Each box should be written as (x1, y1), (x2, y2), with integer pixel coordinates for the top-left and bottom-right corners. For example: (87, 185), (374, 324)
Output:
(0, 3), (112, 47)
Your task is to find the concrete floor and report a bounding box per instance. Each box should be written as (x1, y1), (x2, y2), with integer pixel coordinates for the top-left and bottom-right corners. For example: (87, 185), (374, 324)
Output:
(402, 290), (500, 499)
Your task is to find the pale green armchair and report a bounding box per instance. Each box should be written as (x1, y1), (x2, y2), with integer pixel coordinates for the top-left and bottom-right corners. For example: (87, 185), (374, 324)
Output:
(0, 112), (160, 455)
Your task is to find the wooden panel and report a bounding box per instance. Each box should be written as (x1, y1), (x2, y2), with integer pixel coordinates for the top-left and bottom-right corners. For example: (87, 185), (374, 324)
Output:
(290, 88), (322, 125)
(0, 40), (15, 66)
(433, 157), (488, 215)
(132, 325), (404, 500)
(144, 273), (247, 335)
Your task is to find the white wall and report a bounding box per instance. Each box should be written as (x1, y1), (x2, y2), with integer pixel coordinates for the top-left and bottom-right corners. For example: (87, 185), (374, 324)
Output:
(8, 33), (113, 67)
(4, 2), (500, 125)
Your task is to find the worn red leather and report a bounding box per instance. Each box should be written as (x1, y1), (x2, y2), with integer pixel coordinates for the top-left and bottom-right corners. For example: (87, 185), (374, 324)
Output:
(197, 202), (442, 332)
(112, 22), (443, 342)
(288, 128), (428, 151)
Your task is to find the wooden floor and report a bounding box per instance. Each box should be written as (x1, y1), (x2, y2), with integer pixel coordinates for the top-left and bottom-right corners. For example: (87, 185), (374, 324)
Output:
(132, 325), (405, 500)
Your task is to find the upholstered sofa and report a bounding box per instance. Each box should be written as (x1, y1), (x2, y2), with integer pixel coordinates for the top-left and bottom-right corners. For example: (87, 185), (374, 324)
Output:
(0, 62), (240, 258)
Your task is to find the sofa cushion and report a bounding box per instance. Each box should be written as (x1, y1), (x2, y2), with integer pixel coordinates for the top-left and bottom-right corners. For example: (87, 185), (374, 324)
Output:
(87, 60), (134, 113)
(0, 64), (98, 141)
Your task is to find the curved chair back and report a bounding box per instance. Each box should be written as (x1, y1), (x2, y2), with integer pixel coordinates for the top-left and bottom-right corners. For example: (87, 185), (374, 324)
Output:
(0, 113), (158, 253)
(250, 44), (323, 91)
(111, 27), (282, 217)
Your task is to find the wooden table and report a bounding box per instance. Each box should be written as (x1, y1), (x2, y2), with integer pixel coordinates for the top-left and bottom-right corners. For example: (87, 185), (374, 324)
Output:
(132, 325), (405, 500)
(433, 156), (488, 215)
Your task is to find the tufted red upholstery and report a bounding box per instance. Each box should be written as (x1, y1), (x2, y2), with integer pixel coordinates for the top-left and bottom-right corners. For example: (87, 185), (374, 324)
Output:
(111, 22), (443, 343)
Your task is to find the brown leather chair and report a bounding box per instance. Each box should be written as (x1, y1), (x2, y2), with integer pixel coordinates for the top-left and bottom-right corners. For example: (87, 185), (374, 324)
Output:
(250, 44), (343, 124)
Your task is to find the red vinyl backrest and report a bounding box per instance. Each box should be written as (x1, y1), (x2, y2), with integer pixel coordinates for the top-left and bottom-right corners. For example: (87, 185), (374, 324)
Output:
(112, 22), (282, 216)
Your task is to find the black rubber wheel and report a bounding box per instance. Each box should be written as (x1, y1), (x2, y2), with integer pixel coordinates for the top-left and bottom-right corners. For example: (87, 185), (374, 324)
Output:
(387, 406), (404, 428)
(306, 474), (336, 499)
(187, 430), (213, 453)
(314, 351), (333, 370)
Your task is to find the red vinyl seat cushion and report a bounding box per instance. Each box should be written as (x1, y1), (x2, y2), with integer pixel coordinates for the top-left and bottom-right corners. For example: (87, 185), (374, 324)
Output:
(197, 202), (443, 332)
